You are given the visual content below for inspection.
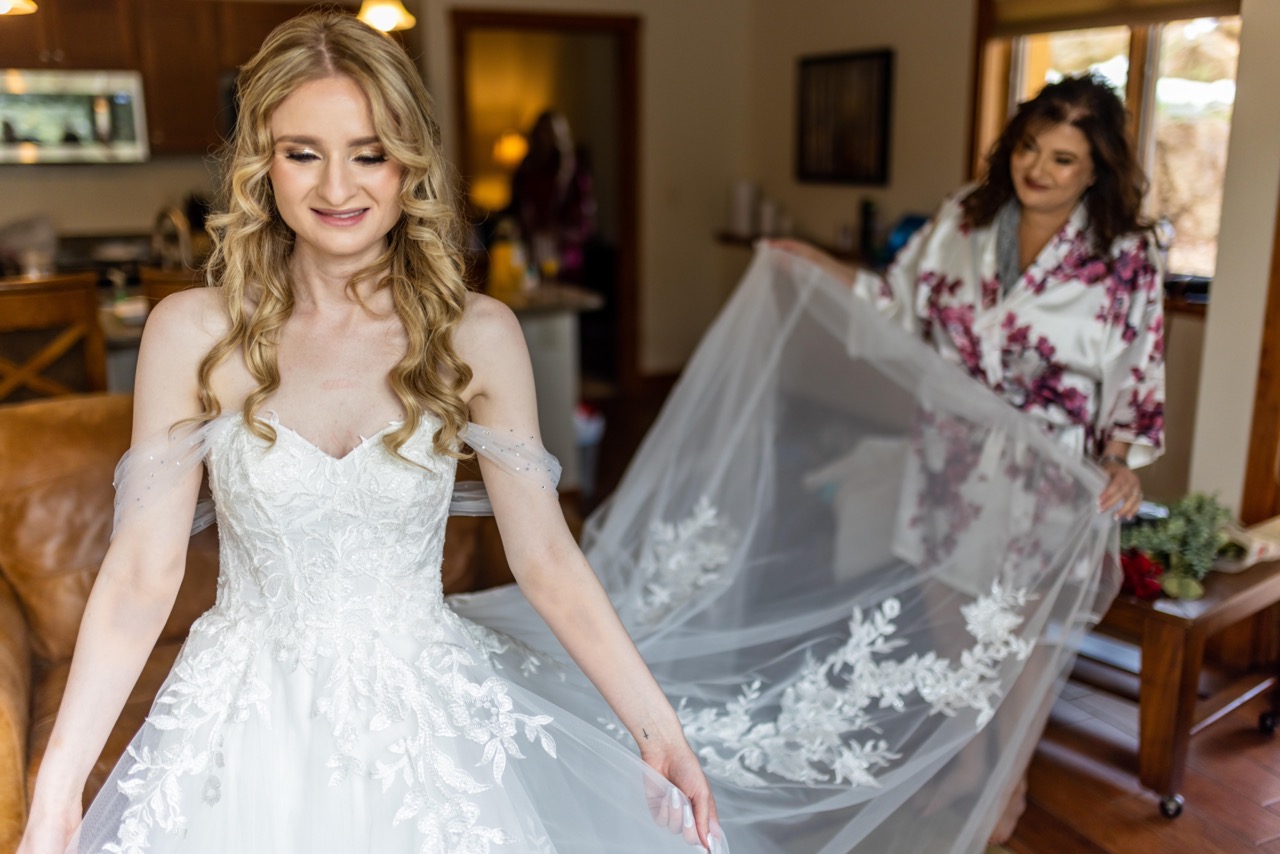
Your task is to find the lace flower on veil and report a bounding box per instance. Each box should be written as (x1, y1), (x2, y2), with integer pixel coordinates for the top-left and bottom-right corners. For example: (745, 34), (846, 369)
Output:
(676, 580), (1034, 790)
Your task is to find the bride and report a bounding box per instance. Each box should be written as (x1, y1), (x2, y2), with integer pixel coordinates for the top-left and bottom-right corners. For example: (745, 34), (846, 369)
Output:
(19, 12), (716, 854)
(20, 10), (1116, 854)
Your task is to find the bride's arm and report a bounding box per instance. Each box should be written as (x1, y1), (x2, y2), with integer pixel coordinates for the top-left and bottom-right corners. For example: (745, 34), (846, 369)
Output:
(19, 293), (214, 853)
(456, 294), (722, 851)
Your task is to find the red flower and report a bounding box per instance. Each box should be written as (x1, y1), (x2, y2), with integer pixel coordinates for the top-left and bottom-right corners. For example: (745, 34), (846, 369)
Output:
(1121, 548), (1163, 599)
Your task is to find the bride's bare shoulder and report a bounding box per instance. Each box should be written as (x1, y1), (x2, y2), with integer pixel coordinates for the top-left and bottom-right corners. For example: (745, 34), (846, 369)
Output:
(454, 291), (523, 360)
(130, 287), (243, 427)
(452, 292), (531, 404)
(141, 285), (232, 355)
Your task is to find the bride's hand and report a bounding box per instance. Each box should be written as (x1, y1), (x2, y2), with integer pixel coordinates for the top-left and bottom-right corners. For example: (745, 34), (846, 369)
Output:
(643, 742), (728, 852)
(17, 799), (81, 854)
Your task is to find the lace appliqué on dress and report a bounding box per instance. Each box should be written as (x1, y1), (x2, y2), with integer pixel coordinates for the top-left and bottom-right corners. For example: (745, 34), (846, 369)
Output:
(459, 618), (567, 681)
(102, 418), (560, 854)
(107, 633), (559, 854)
(677, 581), (1034, 789)
(635, 497), (736, 624)
(103, 621), (264, 853)
(365, 644), (558, 853)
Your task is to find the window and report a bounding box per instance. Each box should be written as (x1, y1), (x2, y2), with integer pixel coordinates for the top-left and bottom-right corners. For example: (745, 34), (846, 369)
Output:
(974, 8), (1243, 278)
(1016, 26), (1131, 103)
(1145, 17), (1240, 277)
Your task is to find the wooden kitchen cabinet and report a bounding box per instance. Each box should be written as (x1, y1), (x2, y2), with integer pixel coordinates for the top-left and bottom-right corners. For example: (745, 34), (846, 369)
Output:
(0, 5), (53, 67)
(0, 0), (135, 69)
(217, 1), (418, 68)
(217, 2), (307, 70)
(212, 1), (308, 140)
(1, 0), (402, 156)
(50, 0), (137, 69)
(134, 0), (223, 155)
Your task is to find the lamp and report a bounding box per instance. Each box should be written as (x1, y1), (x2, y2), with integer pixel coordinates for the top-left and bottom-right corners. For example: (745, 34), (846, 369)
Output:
(357, 0), (415, 32)
(492, 132), (528, 169)
(0, 1), (38, 15)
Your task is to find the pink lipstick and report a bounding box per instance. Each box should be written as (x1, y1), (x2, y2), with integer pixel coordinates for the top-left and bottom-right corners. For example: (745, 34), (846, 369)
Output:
(312, 208), (369, 227)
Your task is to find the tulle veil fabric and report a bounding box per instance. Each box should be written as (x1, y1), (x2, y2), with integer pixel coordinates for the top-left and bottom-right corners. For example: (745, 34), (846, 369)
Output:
(455, 246), (1120, 851)
(96, 245), (1119, 853)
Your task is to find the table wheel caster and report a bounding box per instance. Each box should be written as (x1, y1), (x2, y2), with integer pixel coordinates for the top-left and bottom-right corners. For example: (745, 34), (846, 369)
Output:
(1261, 711), (1278, 734)
(1159, 794), (1184, 818)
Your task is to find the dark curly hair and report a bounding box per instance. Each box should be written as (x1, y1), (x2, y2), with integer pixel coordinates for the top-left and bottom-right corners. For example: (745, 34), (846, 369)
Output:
(962, 73), (1149, 255)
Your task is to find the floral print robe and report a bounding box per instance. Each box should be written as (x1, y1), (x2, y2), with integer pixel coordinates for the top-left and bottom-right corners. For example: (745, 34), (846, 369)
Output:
(853, 190), (1165, 467)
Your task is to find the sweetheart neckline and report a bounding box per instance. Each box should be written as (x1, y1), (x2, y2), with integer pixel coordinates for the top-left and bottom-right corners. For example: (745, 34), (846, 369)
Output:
(248, 412), (405, 463)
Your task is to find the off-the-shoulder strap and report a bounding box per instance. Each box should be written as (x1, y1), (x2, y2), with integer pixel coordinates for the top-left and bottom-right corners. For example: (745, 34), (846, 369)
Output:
(448, 422), (561, 516)
(113, 416), (224, 539)
(114, 417), (562, 529)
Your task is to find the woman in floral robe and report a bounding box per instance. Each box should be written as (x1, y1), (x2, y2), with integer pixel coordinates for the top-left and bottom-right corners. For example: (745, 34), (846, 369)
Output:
(853, 183), (1164, 477)
(777, 72), (1166, 843)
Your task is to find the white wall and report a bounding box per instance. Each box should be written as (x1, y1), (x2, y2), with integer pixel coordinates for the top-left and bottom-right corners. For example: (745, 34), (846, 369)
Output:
(1142, 313), (1205, 502)
(744, 0), (978, 248)
(421, 0), (754, 375)
(1187, 0), (1280, 512)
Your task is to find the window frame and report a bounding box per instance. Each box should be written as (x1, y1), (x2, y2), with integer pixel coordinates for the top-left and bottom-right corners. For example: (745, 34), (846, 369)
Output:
(968, 13), (1241, 278)
(969, 24), (1158, 179)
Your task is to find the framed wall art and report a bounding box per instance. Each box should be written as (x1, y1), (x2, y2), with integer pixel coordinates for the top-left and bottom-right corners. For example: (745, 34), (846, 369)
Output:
(796, 49), (893, 185)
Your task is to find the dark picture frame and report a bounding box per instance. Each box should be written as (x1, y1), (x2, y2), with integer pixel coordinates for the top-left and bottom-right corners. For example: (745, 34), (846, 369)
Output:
(796, 49), (893, 185)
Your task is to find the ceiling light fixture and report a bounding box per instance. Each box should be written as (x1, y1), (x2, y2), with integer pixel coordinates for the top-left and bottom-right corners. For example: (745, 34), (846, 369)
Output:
(357, 0), (416, 33)
(0, 1), (39, 15)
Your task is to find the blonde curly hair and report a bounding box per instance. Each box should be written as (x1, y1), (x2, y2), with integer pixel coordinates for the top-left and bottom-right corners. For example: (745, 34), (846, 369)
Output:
(197, 9), (472, 459)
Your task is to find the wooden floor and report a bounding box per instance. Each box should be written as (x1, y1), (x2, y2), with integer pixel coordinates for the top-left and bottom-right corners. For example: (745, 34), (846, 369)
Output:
(1008, 683), (1280, 853)
(589, 382), (1280, 853)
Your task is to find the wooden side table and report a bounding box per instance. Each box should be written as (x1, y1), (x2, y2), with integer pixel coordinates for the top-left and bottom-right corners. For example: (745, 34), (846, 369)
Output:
(1072, 558), (1280, 817)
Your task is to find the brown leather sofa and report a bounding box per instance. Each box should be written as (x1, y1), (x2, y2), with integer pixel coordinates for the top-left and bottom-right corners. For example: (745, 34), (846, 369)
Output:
(0, 393), (542, 851)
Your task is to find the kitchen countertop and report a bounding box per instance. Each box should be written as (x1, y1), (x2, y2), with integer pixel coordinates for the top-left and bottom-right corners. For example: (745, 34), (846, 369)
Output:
(100, 279), (605, 349)
(99, 292), (146, 349)
(492, 282), (604, 315)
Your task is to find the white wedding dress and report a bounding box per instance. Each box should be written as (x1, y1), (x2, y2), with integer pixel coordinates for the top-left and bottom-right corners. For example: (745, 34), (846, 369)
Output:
(77, 248), (1119, 853)
(79, 411), (703, 854)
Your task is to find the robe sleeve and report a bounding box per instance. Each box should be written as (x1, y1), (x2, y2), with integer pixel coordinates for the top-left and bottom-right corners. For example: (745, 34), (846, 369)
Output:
(849, 190), (978, 339)
(1097, 236), (1166, 468)
(849, 214), (935, 337)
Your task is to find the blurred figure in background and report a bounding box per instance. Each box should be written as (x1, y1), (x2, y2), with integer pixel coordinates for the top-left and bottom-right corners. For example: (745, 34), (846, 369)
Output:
(509, 110), (596, 282)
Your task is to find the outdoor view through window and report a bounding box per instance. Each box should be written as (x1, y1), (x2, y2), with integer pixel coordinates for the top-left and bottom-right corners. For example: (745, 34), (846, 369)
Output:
(1017, 17), (1241, 279)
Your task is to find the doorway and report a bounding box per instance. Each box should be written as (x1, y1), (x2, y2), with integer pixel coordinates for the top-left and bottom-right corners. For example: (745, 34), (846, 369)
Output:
(450, 10), (641, 396)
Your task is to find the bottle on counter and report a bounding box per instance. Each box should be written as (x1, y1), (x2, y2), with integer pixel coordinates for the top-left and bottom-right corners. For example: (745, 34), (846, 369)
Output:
(487, 218), (530, 301)
(108, 268), (129, 304)
(858, 198), (879, 259)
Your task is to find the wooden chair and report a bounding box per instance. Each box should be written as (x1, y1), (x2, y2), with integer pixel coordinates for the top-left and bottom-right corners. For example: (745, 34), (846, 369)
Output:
(140, 266), (204, 306)
(0, 272), (106, 403)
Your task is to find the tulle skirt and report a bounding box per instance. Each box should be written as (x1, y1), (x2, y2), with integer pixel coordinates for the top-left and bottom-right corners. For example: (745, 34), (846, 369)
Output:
(77, 605), (706, 854)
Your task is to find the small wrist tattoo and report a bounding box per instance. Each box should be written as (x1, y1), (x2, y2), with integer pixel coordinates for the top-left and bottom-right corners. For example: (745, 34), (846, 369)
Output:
(642, 728), (649, 740)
